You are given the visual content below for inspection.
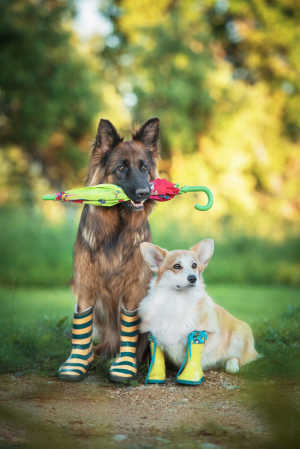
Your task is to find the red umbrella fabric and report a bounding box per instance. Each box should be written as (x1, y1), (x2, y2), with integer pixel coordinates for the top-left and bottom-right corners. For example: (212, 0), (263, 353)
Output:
(149, 178), (180, 201)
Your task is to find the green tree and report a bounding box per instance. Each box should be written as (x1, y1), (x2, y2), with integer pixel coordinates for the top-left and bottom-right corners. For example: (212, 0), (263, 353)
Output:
(0, 0), (101, 196)
(98, 0), (299, 233)
(100, 0), (215, 158)
(205, 0), (300, 140)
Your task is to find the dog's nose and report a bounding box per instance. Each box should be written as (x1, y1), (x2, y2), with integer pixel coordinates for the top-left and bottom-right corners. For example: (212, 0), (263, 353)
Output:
(187, 275), (197, 284)
(135, 187), (150, 201)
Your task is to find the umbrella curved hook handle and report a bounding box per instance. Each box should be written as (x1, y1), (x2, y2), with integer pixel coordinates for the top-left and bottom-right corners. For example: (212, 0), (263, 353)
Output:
(180, 185), (214, 211)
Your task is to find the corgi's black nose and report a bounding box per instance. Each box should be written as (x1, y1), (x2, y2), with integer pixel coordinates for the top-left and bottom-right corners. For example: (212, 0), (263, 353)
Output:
(187, 275), (197, 284)
(135, 187), (150, 201)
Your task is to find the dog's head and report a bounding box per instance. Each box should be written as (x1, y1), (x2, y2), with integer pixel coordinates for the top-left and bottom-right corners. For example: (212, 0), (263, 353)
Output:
(140, 239), (214, 291)
(86, 118), (159, 211)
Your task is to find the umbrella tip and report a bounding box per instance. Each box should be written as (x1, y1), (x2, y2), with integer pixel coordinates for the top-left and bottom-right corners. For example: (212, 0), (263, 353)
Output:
(42, 194), (56, 201)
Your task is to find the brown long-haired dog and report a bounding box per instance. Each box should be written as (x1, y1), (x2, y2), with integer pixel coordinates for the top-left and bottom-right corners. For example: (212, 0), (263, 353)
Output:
(71, 118), (160, 362)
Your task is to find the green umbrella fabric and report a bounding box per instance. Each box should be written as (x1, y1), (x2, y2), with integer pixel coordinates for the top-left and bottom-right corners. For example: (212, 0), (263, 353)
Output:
(43, 184), (129, 206)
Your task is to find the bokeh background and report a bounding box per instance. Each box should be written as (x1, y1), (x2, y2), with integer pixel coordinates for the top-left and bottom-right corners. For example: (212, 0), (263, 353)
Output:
(0, 2), (300, 447)
(0, 0), (299, 290)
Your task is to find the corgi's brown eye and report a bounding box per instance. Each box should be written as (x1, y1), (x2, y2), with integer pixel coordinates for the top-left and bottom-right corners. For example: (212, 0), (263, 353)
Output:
(192, 262), (197, 269)
(173, 263), (182, 270)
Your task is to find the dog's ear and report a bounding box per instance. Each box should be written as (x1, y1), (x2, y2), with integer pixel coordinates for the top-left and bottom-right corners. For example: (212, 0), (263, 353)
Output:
(94, 119), (122, 155)
(86, 119), (122, 185)
(191, 239), (214, 269)
(140, 242), (167, 272)
(133, 118), (160, 154)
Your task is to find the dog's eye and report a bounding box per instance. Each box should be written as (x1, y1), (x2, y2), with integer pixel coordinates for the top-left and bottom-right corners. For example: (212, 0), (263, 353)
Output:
(117, 165), (125, 172)
(140, 163), (148, 172)
(192, 262), (197, 269)
(173, 263), (182, 270)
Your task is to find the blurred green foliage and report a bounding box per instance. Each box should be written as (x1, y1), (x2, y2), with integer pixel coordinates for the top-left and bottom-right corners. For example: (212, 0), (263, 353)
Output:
(98, 0), (300, 235)
(100, 0), (300, 141)
(101, 1), (214, 156)
(151, 218), (300, 285)
(0, 0), (101, 193)
(206, 0), (300, 141)
(0, 208), (76, 287)
(0, 207), (299, 287)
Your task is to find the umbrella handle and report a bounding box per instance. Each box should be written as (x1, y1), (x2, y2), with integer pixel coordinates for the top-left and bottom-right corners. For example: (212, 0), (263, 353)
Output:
(179, 185), (214, 211)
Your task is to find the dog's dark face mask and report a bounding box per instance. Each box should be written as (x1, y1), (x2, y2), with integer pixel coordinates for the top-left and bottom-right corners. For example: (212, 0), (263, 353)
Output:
(108, 142), (153, 211)
(87, 118), (160, 212)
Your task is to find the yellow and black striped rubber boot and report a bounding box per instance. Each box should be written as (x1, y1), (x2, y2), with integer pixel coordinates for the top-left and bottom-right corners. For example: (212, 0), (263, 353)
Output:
(58, 307), (94, 382)
(109, 308), (139, 382)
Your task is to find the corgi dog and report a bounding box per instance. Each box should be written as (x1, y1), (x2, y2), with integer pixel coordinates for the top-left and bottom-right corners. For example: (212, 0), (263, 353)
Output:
(138, 239), (258, 374)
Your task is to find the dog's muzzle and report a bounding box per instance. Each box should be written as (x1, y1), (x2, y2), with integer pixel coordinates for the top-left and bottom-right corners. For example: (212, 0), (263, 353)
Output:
(127, 187), (151, 211)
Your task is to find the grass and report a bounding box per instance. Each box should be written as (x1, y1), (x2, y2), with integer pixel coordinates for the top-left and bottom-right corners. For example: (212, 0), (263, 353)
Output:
(208, 284), (300, 324)
(0, 284), (299, 376)
(0, 288), (74, 375)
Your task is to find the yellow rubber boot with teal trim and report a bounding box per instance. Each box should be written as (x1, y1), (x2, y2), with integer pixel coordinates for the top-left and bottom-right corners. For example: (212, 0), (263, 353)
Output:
(176, 331), (207, 385)
(58, 306), (94, 381)
(145, 333), (166, 384)
(109, 308), (139, 382)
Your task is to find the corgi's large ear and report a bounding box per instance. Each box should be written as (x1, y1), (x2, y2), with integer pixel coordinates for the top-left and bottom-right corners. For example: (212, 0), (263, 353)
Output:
(140, 242), (167, 272)
(191, 239), (214, 269)
(133, 118), (160, 155)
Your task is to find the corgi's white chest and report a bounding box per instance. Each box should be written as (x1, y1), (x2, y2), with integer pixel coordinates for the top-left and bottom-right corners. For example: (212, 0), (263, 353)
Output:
(139, 287), (202, 366)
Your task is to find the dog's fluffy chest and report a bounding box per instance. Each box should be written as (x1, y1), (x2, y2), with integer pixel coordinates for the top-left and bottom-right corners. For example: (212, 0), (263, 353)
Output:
(139, 284), (210, 366)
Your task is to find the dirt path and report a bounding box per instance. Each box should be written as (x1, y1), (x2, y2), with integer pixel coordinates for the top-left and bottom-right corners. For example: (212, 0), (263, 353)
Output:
(0, 371), (295, 449)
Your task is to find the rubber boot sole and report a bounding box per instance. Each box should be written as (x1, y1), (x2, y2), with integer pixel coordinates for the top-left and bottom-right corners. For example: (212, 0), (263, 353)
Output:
(176, 376), (205, 386)
(146, 379), (166, 384)
(109, 373), (137, 383)
(58, 372), (88, 382)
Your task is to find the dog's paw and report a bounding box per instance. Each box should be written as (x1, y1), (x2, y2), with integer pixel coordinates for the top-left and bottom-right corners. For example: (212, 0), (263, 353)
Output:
(225, 358), (240, 374)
